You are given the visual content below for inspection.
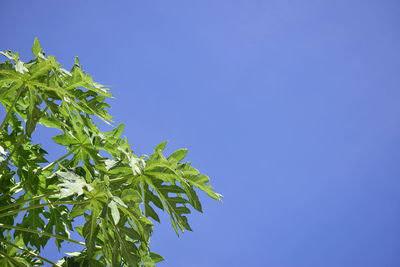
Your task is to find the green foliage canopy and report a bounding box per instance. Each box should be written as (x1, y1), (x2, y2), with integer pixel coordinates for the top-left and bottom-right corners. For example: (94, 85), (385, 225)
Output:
(0, 39), (221, 266)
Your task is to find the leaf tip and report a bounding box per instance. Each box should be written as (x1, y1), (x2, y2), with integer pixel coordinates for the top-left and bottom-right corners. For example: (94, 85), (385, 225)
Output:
(32, 37), (42, 57)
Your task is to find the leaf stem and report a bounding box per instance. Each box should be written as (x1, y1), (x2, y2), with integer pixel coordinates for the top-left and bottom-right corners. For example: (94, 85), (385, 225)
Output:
(0, 237), (57, 266)
(0, 85), (25, 131)
(0, 223), (86, 246)
(0, 199), (91, 219)
(42, 149), (75, 171)
(109, 175), (130, 184)
(0, 193), (54, 213)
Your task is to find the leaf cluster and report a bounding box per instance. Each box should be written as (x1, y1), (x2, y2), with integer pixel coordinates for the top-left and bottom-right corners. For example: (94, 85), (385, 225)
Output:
(0, 39), (221, 266)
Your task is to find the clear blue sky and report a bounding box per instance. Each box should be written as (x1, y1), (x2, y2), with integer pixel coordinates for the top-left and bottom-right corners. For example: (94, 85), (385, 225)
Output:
(2, 1), (400, 266)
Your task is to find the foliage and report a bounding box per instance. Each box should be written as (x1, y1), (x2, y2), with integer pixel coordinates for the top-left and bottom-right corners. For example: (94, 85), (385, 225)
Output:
(0, 39), (221, 266)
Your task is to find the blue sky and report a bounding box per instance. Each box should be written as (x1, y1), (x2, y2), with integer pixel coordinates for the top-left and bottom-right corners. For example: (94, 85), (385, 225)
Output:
(2, 0), (400, 266)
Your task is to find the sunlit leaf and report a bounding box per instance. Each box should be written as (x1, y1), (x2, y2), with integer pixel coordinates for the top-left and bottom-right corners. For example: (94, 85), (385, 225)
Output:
(55, 171), (93, 198)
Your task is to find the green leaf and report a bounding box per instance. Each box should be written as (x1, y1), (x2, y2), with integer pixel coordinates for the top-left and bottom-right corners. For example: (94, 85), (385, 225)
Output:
(52, 133), (79, 146)
(154, 141), (167, 152)
(25, 86), (41, 136)
(118, 226), (141, 241)
(56, 171), (93, 198)
(15, 208), (46, 250)
(121, 189), (142, 203)
(181, 183), (203, 212)
(150, 252), (165, 263)
(32, 38), (42, 57)
(144, 202), (160, 222)
(115, 230), (139, 266)
(112, 196), (127, 208)
(39, 115), (61, 129)
(168, 148), (188, 163)
(70, 203), (89, 219)
(44, 205), (71, 249)
(108, 200), (120, 225)
(187, 174), (222, 201)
